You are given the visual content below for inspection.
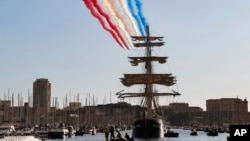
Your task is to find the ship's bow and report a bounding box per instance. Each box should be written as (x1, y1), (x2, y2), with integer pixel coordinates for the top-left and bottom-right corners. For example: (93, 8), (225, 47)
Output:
(132, 117), (164, 138)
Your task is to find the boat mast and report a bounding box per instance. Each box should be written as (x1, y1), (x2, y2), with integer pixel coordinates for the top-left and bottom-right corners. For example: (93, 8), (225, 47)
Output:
(117, 24), (181, 116)
(145, 24), (153, 117)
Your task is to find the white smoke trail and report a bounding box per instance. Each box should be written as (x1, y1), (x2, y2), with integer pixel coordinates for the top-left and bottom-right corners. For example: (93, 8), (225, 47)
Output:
(119, 0), (140, 36)
(109, 0), (133, 36)
(101, 0), (133, 48)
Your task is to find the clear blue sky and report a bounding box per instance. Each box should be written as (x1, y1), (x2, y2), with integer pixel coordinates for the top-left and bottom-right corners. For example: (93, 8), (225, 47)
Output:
(1, 0), (250, 110)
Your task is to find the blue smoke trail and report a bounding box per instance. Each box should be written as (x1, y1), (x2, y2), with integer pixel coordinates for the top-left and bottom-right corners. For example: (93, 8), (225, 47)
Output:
(135, 0), (146, 33)
(127, 0), (145, 36)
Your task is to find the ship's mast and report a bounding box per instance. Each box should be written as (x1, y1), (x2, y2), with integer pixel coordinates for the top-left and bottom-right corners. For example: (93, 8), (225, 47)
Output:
(117, 24), (181, 117)
(145, 24), (153, 117)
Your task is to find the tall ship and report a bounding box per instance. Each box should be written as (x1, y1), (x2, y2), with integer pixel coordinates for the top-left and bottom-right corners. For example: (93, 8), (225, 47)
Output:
(116, 25), (181, 138)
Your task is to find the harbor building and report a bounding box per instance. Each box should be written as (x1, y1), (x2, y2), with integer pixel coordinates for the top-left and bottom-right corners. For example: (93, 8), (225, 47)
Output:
(0, 100), (11, 123)
(160, 103), (204, 126)
(81, 102), (138, 126)
(206, 98), (248, 126)
(169, 103), (189, 113)
(33, 78), (51, 125)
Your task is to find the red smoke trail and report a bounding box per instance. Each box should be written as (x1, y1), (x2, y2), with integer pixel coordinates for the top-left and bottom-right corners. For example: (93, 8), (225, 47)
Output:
(82, 0), (123, 48)
(92, 0), (129, 49)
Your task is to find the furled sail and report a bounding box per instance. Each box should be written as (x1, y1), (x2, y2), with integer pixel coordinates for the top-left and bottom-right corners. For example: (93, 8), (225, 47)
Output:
(133, 42), (165, 47)
(121, 74), (176, 86)
(131, 36), (164, 41)
(129, 56), (167, 66)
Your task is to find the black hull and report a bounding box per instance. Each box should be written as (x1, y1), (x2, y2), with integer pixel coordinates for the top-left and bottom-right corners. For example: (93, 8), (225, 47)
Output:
(190, 131), (198, 136)
(48, 132), (68, 139)
(132, 118), (164, 138)
(207, 130), (218, 136)
(164, 131), (179, 137)
(75, 128), (85, 136)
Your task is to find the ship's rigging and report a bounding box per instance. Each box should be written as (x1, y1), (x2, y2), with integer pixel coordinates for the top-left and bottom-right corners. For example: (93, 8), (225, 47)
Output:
(117, 25), (180, 117)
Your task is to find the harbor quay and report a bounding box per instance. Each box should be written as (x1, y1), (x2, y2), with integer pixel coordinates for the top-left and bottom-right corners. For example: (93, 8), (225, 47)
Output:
(0, 78), (250, 128)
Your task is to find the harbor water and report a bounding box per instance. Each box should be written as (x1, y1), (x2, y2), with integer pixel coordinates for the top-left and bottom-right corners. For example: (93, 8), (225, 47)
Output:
(45, 129), (229, 141)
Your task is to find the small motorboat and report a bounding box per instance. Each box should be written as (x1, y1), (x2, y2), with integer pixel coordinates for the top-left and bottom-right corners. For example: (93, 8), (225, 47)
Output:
(190, 129), (198, 136)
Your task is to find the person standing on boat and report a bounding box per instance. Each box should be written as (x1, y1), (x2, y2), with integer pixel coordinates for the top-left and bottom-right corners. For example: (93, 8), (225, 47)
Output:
(103, 128), (109, 141)
(110, 126), (115, 139)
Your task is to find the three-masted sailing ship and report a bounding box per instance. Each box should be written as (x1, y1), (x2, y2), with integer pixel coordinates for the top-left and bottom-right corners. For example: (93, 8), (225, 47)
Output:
(116, 25), (181, 138)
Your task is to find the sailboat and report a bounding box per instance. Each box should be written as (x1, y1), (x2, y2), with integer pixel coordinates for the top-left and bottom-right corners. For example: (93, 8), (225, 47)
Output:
(116, 24), (181, 138)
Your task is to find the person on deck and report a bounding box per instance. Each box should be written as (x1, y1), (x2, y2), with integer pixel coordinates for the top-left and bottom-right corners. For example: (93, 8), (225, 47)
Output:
(110, 126), (115, 139)
(103, 128), (109, 141)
